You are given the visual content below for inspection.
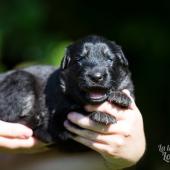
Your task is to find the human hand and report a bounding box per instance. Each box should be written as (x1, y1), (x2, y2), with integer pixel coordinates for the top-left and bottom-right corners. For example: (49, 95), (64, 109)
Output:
(0, 121), (48, 153)
(64, 90), (146, 169)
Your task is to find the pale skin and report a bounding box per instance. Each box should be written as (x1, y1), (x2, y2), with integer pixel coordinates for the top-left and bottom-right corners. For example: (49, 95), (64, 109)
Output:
(0, 90), (146, 169)
(0, 121), (48, 153)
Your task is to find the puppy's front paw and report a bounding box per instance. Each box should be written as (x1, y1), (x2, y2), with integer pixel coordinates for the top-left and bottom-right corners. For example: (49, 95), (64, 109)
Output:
(108, 91), (131, 107)
(89, 111), (117, 125)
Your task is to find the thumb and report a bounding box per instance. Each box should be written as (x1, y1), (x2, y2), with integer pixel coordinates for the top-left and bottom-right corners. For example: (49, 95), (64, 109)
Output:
(122, 89), (137, 110)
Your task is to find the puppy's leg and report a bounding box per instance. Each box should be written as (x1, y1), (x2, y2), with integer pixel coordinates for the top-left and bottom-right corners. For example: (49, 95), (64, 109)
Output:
(89, 111), (117, 125)
(108, 91), (131, 107)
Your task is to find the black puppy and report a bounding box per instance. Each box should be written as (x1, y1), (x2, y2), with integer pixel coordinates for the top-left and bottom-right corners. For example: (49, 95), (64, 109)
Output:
(0, 35), (134, 151)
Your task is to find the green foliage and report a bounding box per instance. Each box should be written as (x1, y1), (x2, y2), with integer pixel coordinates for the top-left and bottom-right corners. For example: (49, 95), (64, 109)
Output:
(44, 41), (71, 66)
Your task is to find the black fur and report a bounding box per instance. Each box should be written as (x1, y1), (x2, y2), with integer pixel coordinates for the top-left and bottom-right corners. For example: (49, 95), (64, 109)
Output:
(0, 35), (134, 152)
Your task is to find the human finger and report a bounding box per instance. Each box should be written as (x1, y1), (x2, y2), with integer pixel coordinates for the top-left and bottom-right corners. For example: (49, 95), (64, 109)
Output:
(122, 89), (137, 110)
(64, 120), (125, 145)
(67, 112), (131, 135)
(0, 136), (36, 149)
(0, 121), (33, 139)
(70, 135), (114, 155)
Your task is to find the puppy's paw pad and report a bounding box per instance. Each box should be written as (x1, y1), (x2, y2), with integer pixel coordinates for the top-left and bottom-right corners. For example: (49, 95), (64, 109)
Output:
(90, 111), (117, 125)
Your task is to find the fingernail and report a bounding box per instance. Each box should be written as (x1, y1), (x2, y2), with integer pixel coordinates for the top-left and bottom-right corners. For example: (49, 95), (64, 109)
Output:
(122, 89), (130, 95)
(23, 129), (33, 138)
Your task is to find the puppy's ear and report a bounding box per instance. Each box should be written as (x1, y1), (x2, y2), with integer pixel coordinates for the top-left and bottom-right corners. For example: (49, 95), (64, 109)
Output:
(116, 50), (129, 67)
(111, 41), (129, 67)
(61, 48), (71, 70)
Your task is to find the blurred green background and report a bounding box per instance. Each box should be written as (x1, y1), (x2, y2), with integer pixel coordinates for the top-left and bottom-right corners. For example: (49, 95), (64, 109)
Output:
(0, 1), (169, 169)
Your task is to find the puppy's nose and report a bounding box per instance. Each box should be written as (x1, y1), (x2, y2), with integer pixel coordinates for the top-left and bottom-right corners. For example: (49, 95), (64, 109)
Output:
(89, 72), (104, 82)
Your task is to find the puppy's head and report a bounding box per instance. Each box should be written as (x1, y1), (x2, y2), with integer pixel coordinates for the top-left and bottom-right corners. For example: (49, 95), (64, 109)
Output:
(60, 35), (129, 104)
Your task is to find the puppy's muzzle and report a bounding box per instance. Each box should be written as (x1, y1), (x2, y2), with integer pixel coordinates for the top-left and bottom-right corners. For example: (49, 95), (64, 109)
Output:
(88, 72), (104, 83)
(86, 68), (107, 84)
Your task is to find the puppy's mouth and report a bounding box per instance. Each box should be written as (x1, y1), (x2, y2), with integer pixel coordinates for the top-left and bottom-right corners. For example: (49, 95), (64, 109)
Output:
(84, 88), (108, 103)
(89, 90), (106, 100)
